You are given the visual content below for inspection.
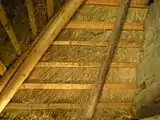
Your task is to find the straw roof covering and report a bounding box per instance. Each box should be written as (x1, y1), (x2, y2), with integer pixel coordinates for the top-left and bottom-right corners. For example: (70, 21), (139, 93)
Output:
(0, 1), (148, 120)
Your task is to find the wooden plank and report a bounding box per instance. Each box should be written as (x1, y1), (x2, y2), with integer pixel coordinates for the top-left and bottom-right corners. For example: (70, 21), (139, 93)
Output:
(6, 103), (132, 109)
(25, 0), (37, 36)
(36, 62), (137, 68)
(20, 83), (137, 90)
(0, 0), (85, 113)
(0, 60), (6, 76)
(85, 0), (147, 8)
(47, 0), (54, 19)
(84, 0), (131, 119)
(53, 41), (140, 48)
(0, 4), (21, 55)
(66, 21), (144, 30)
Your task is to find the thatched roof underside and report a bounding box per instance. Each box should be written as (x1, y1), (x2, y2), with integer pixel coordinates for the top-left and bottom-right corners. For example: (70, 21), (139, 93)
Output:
(0, 2), (148, 120)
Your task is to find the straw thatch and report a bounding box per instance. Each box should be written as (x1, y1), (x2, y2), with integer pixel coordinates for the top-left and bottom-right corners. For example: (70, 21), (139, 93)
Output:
(0, 2), (148, 120)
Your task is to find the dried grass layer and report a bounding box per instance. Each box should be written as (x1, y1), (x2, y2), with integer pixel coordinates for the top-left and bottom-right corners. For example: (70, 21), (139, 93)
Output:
(0, 4), (147, 120)
(1, 109), (130, 120)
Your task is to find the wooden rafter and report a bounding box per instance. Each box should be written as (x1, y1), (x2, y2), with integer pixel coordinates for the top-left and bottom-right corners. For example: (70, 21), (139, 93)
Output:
(0, 4), (21, 55)
(85, 0), (147, 8)
(0, 60), (6, 76)
(6, 103), (132, 110)
(19, 83), (137, 90)
(25, 0), (37, 36)
(0, 0), (85, 113)
(53, 41), (140, 48)
(47, 0), (54, 20)
(66, 21), (144, 30)
(36, 62), (137, 68)
(84, 0), (131, 119)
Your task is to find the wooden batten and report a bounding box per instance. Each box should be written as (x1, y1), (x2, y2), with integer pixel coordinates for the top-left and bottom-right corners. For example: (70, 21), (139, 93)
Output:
(0, 0), (85, 113)
(66, 21), (144, 30)
(19, 83), (137, 90)
(53, 41), (140, 48)
(25, 0), (37, 36)
(0, 4), (21, 55)
(0, 60), (6, 76)
(85, 0), (147, 8)
(6, 103), (132, 110)
(47, 0), (54, 20)
(36, 62), (137, 68)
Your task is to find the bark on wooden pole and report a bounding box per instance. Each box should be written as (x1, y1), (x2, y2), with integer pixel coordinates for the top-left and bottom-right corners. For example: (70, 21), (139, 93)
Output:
(0, 0), (84, 113)
(83, 0), (130, 119)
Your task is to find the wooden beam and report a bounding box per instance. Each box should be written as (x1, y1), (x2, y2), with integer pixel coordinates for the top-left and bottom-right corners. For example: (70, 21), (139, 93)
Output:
(0, 0), (85, 113)
(85, 0), (147, 8)
(25, 0), (37, 36)
(0, 4), (21, 55)
(53, 41), (140, 48)
(6, 103), (132, 110)
(83, 0), (131, 119)
(66, 21), (144, 30)
(0, 60), (6, 76)
(47, 0), (54, 20)
(36, 62), (137, 68)
(19, 83), (137, 90)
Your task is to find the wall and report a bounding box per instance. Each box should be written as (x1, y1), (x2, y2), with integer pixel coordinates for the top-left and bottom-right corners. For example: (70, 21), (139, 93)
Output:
(134, 0), (160, 119)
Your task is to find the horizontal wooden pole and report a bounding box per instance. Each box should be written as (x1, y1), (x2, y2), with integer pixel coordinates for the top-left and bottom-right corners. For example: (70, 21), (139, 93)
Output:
(66, 21), (144, 30)
(53, 41), (140, 48)
(85, 0), (147, 8)
(19, 83), (137, 90)
(6, 103), (132, 109)
(36, 62), (137, 68)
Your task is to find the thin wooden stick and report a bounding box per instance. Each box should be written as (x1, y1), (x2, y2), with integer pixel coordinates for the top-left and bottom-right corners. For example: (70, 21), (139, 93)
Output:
(25, 0), (37, 36)
(6, 103), (132, 110)
(0, 0), (85, 113)
(0, 4), (21, 55)
(66, 21), (144, 30)
(85, 0), (147, 8)
(47, 0), (54, 20)
(0, 60), (6, 76)
(19, 83), (137, 90)
(36, 62), (137, 68)
(83, 0), (131, 119)
(52, 41), (140, 48)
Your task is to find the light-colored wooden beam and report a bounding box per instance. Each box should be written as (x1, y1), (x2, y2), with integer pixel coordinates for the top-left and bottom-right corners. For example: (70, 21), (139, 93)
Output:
(6, 103), (132, 109)
(53, 41), (140, 48)
(85, 0), (147, 8)
(0, 0), (85, 113)
(66, 21), (144, 30)
(47, 0), (54, 20)
(0, 4), (21, 55)
(0, 60), (6, 76)
(25, 0), (37, 36)
(36, 62), (137, 68)
(19, 83), (137, 90)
